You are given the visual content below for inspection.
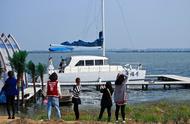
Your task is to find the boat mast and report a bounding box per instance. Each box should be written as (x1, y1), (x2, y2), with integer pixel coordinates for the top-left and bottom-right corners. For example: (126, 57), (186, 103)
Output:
(102, 0), (105, 56)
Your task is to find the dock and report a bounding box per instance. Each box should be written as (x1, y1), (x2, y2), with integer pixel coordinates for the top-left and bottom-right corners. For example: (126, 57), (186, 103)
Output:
(1, 74), (190, 105)
(55, 74), (190, 90)
(129, 74), (190, 90)
(44, 74), (190, 87)
(24, 74), (190, 100)
(15, 87), (42, 104)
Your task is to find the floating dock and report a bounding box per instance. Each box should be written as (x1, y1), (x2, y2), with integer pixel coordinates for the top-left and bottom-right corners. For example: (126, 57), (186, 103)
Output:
(129, 74), (190, 90)
(32, 74), (190, 88)
(71, 74), (190, 90)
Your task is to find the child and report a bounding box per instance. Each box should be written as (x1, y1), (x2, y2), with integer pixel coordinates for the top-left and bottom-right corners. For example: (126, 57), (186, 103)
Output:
(72, 77), (81, 120)
(98, 81), (114, 122)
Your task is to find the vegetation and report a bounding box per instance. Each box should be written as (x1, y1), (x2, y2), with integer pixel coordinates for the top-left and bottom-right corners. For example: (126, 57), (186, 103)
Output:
(9, 51), (28, 107)
(26, 60), (37, 103)
(36, 63), (46, 91)
(0, 67), (3, 79)
(20, 101), (190, 123)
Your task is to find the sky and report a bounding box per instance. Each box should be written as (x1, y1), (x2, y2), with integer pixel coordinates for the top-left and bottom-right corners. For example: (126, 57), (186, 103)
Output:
(0, 0), (190, 51)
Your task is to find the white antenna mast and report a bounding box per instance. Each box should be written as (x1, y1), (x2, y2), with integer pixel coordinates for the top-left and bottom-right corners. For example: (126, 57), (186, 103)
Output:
(102, 0), (105, 56)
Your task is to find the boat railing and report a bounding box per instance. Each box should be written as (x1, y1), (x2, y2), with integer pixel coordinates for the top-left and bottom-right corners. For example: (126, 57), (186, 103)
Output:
(64, 65), (123, 73)
(123, 63), (143, 71)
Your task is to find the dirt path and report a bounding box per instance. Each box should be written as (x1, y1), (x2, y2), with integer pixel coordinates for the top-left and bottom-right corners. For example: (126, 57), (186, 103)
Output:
(0, 116), (20, 124)
(0, 116), (114, 124)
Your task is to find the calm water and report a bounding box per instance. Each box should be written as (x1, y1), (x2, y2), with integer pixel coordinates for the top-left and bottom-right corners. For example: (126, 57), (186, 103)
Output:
(27, 51), (190, 105)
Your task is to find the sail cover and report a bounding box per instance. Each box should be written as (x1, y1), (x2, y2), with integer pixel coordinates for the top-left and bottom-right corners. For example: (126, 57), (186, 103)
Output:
(61, 31), (103, 47)
(48, 44), (73, 52)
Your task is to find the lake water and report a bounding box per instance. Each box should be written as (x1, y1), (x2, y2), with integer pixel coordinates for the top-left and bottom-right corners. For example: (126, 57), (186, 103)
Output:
(27, 51), (190, 105)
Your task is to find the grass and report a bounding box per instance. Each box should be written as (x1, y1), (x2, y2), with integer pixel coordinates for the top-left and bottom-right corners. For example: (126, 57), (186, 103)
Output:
(18, 101), (190, 123)
(126, 101), (190, 123)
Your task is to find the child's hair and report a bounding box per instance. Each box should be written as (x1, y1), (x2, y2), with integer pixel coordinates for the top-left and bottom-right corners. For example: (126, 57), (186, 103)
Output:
(106, 81), (113, 91)
(75, 77), (80, 85)
(106, 81), (112, 88)
(49, 72), (58, 81)
(8, 71), (14, 78)
(115, 74), (125, 85)
(75, 77), (80, 82)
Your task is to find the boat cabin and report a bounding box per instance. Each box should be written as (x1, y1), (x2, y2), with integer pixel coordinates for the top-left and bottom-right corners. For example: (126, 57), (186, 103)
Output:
(59, 55), (123, 74)
(66, 55), (108, 67)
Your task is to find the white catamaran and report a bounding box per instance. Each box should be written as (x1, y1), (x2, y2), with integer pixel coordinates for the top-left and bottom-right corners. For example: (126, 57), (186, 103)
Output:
(42, 0), (146, 85)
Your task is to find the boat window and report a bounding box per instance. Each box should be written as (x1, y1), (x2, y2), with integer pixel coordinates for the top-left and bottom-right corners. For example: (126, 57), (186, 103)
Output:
(85, 60), (94, 66)
(75, 60), (84, 66)
(95, 60), (103, 65)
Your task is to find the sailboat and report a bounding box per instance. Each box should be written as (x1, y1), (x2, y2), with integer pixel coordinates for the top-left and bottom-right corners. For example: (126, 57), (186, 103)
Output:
(42, 0), (146, 85)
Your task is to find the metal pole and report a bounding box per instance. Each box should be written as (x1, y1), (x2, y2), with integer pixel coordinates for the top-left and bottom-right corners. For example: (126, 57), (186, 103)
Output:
(102, 0), (105, 56)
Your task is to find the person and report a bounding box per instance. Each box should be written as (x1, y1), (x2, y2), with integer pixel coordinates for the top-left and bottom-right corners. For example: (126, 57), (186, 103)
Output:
(48, 57), (54, 75)
(59, 59), (66, 73)
(114, 72), (128, 123)
(1, 71), (18, 119)
(72, 77), (81, 120)
(98, 81), (114, 122)
(44, 72), (62, 120)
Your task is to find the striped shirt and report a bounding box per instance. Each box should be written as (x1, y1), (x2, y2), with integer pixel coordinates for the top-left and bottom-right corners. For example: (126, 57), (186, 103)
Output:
(72, 85), (81, 98)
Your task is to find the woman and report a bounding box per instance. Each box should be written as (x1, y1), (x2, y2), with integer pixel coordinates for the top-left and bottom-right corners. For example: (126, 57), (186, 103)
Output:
(45, 72), (62, 120)
(98, 81), (114, 122)
(72, 77), (81, 120)
(1, 71), (18, 119)
(114, 73), (128, 123)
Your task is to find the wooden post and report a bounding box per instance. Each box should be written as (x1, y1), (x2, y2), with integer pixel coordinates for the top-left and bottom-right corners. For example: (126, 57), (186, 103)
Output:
(96, 85), (100, 91)
(145, 85), (148, 90)
(142, 85), (148, 90)
(168, 84), (171, 89)
(164, 84), (166, 89)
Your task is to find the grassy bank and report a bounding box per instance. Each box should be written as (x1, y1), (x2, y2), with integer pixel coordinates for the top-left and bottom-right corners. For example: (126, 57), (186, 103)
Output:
(126, 101), (190, 123)
(17, 101), (190, 123)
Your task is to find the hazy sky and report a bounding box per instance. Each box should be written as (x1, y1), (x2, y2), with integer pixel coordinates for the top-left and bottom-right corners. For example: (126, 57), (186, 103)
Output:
(0, 0), (190, 51)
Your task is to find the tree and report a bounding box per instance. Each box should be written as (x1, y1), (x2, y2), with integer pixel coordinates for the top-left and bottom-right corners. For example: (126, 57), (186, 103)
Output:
(9, 51), (28, 107)
(36, 63), (46, 91)
(26, 60), (37, 103)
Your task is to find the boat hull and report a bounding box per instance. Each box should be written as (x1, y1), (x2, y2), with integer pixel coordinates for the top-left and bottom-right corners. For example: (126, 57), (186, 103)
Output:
(42, 69), (146, 85)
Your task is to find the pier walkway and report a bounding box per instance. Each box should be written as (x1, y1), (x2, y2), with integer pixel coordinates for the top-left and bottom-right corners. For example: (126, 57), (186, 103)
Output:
(55, 74), (190, 86)
(57, 74), (190, 90)
(19, 87), (41, 100)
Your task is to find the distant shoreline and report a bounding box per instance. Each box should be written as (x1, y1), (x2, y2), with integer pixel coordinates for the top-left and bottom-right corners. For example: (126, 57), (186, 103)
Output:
(28, 49), (190, 53)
